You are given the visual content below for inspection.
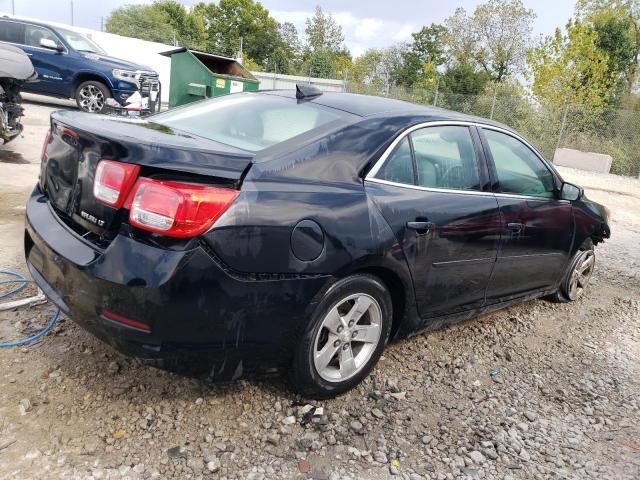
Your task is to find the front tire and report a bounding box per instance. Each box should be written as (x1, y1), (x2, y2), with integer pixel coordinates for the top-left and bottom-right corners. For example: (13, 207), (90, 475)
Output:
(548, 246), (596, 303)
(291, 274), (393, 398)
(75, 81), (111, 113)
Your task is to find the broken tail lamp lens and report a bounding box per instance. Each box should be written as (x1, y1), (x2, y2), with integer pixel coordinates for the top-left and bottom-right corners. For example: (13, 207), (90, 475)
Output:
(93, 160), (140, 208)
(128, 178), (239, 238)
(40, 130), (52, 163)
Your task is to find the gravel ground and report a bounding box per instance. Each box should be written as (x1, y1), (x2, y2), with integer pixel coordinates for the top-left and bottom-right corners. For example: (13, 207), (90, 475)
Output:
(0, 102), (639, 480)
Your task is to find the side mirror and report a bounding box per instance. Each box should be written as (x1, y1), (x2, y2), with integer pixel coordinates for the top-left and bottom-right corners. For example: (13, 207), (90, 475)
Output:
(40, 38), (64, 52)
(560, 182), (583, 201)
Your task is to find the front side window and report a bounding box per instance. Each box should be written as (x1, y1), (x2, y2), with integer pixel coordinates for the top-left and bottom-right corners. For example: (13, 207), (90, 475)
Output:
(56, 27), (105, 54)
(375, 137), (414, 185)
(24, 25), (58, 47)
(411, 126), (481, 190)
(152, 94), (354, 152)
(483, 129), (555, 198)
(0, 21), (25, 44)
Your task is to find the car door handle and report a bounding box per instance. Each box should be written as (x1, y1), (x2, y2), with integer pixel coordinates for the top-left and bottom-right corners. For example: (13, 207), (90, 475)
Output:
(507, 222), (524, 233)
(407, 221), (434, 232)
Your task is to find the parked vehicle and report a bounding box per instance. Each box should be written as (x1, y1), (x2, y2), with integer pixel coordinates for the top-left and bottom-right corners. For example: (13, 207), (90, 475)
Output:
(0, 16), (160, 114)
(25, 88), (610, 397)
(0, 42), (36, 143)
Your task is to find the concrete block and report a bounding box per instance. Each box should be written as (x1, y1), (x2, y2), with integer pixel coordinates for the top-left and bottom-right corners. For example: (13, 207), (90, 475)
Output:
(553, 148), (612, 174)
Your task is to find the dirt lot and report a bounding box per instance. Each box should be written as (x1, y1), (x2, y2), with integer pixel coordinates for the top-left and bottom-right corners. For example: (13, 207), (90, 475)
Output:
(0, 102), (639, 480)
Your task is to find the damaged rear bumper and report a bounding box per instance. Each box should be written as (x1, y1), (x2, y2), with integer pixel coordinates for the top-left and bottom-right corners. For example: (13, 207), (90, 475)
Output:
(24, 187), (331, 380)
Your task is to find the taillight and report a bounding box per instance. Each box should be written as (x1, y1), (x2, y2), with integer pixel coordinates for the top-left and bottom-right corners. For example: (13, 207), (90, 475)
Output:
(40, 130), (52, 163)
(129, 178), (239, 238)
(93, 160), (140, 208)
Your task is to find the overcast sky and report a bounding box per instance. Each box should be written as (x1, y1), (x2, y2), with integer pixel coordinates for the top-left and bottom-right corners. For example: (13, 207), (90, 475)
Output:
(0, 0), (576, 57)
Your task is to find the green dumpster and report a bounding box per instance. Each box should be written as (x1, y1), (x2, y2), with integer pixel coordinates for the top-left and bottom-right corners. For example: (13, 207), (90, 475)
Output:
(160, 48), (259, 108)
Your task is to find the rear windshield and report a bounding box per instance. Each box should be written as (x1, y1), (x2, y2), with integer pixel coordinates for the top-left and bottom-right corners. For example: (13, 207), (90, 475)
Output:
(151, 93), (354, 151)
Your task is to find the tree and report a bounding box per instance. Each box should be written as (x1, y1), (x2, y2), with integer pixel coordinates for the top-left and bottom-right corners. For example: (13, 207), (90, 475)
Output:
(105, 5), (176, 45)
(279, 22), (302, 63)
(106, 2), (207, 49)
(411, 24), (448, 67)
(349, 47), (406, 95)
(576, 1), (640, 96)
(304, 5), (345, 53)
(441, 63), (491, 95)
(204, 0), (282, 67)
(301, 6), (347, 79)
(445, 0), (536, 81)
(528, 21), (614, 109)
(395, 24), (446, 87)
(154, 0), (208, 50)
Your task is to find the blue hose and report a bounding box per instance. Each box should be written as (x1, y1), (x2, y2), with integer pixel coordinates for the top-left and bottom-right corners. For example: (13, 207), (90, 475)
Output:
(0, 269), (60, 347)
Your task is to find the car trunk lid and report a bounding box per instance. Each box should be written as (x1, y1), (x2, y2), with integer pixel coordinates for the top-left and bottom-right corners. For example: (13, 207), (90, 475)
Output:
(39, 111), (253, 237)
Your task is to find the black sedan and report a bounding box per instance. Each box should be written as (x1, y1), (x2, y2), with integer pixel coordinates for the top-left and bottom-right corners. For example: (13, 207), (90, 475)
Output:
(25, 86), (610, 397)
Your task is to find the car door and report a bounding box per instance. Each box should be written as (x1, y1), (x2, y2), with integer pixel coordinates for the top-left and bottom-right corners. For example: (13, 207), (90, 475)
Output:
(18, 23), (68, 96)
(365, 123), (502, 319)
(479, 126), (573, 301)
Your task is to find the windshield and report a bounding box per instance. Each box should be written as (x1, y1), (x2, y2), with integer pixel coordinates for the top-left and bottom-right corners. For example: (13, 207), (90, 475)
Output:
(151, 93), (355, 152)
(56, 27), (106, 55)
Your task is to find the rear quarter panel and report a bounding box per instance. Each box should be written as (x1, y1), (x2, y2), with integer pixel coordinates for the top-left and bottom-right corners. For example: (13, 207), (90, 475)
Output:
(202, 115), (427, 333)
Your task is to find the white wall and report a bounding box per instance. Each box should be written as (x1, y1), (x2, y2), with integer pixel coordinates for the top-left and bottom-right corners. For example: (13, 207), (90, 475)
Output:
(73, 30), (173, 103)
(252, 72), (346, 92)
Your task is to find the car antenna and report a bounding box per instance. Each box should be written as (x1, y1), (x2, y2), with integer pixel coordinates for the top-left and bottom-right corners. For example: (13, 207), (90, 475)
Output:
(296, 83), (323, 100)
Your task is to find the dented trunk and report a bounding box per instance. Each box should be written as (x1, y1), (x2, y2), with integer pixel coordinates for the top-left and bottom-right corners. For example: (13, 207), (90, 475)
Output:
(39, 111), (253, 237)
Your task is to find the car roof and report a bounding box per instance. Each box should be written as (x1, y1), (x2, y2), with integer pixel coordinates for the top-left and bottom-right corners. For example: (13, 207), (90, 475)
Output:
(0, 16), (53, 29)
(260, 90), (511, 130)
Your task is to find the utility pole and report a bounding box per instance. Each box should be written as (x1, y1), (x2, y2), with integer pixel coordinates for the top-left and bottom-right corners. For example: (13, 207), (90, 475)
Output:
(555, 102), (570, 156)
(11, 0), (15, 15)
(489, 86), (497, 120)
(433, 76), (440, 107)
(236, 37), (243, 63)
(70, 0), (74, 26)
(101, 16), (104, 32)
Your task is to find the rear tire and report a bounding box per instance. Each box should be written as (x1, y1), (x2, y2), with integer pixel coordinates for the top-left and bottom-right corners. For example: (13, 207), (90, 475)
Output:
(291, 274), (392, 398)
(75, 80), (111, 113)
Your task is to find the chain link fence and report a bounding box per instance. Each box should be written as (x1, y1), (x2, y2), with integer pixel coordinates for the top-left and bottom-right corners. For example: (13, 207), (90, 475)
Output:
(345, 81), (640, 177)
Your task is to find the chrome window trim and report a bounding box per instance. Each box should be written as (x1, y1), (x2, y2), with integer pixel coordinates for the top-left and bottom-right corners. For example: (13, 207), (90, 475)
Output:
(365, 119), (562, 201)
(365, 177), (495, 197)
(366, 120), (480, 179)
(367, 178), (572, 204)
(479, 124), (557, 176)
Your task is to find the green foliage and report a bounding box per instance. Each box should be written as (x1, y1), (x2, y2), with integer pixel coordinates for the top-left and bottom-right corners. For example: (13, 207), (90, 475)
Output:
(441, 63), (491, 96)
(204, 0), (281, 68)
(304, 6), (345, 53)
(445, 0), (536, 81)
(528, 21), (614, 109)
(394, 24), (446, 87)
(299, 6), (347, 79)
(155, 1), (208, 50)
(105, 5), (176, 45)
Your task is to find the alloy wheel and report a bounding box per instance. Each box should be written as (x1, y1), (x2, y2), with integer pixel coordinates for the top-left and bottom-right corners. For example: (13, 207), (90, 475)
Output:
(567, 250), (595, 300)
(313, 293), (382, 382)
(78, 85), (105, 113)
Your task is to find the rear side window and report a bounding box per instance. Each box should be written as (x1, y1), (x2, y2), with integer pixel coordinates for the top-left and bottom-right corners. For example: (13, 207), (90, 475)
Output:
(376, 137), (414, 185)
(412, 126), (480, 190)
(483, 129), (555, 198)
(24, 25), (57, 47)
(151, 94), (354, 152)
(0, 21), (25, 44)
(374, 125), (481, 191)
